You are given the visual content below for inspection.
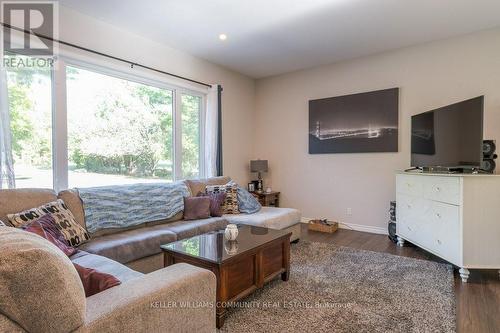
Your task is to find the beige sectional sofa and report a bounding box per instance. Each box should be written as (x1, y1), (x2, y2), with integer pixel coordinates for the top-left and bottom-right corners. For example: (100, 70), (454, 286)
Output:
(60, 176), (300, 273)
(0, 227), (216, 333)
(0, 177), (300, 273)
(0, 176), (301, 332)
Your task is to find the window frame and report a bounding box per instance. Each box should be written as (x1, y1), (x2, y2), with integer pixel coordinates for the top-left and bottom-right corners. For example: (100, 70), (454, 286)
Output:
(177, 89), (206, 180)
(7, 53), (207, 191)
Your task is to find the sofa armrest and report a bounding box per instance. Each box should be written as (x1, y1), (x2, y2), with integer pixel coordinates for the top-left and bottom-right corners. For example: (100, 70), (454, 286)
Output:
(78, 263), (216, 333)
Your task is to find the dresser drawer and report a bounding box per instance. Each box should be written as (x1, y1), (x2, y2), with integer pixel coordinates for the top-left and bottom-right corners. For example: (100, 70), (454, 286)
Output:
(396, 174), (423, 196)
(397, 194), (429, 221)
(427, 201), (461, 264)
(423, 176), (461, 205)
(397, 193), (461, 265)
(396, 194), (431, 240)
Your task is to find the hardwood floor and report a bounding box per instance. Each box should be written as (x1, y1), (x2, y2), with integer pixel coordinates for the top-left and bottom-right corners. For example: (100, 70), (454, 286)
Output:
(300, 224), (500, 333)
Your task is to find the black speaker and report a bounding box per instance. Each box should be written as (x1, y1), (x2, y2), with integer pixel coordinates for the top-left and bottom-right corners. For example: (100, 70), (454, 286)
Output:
(388, 222), (397, 243)
(483, 140), (496, 156)
(388, 201), (397, 243)
(481, 159), (496, 173)
(482, 140), (497, 173)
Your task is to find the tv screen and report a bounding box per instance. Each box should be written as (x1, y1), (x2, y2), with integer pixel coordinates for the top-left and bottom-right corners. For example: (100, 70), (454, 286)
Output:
(411, 96), (484, 168)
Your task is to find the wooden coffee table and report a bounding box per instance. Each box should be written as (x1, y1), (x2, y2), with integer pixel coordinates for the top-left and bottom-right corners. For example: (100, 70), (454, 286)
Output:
(161, 224), (291, 328)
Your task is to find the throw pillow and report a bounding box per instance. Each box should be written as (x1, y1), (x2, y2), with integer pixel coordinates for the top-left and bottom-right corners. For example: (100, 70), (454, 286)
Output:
(22, 214), (78, 257)
(183, 196), (211, 220)
(73, 263), (121, 297)
(197, 191), (226, 217)
(7, 207), (42, 227)
(206, 183), (240, 214)
(235, 185), (262, 214)
(7, 199), (90, 247)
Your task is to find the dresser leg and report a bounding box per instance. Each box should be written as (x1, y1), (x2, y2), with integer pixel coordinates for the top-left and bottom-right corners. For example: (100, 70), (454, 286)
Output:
(459, 268), (470, 283)
(396, 236), (405, 247)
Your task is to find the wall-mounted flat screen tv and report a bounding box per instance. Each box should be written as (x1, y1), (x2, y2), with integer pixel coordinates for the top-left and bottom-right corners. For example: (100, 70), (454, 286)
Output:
(411, 96), (484, 169)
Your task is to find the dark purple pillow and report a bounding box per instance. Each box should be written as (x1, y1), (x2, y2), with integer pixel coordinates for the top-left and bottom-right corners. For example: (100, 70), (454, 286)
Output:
(73, 263), (121, 297)
(22, 214), (77, 257)
(197, 191), (226, 217)
(183, 196), (211, 220)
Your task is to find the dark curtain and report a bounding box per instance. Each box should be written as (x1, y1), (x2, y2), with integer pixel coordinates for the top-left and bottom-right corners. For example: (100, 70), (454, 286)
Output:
(216, 85), (223, 176)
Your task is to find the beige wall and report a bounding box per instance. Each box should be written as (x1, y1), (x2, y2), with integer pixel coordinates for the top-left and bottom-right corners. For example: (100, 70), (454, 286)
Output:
(57, 6), (255, 184)
(254, 28), (500, 233)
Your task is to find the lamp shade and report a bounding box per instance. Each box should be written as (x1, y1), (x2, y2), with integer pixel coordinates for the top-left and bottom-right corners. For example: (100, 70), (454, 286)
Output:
(250, 160), (268, 173)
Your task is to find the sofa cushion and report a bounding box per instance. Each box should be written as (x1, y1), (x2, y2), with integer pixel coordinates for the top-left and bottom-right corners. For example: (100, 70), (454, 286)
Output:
(185, 176), (231, 196)
(0, 227), (86, 333)
(0, 188), (57, 227)
(71, 251), (143, 283)
(58, 189), (86, 228)
(183, 196), (211, 220)
(125, 253), (164, 274)
(145, 211), (184, 227)
(89, 211), (185, 238)
(78, 225), (177, 264)
(162, 217), (228, 240)
(224, 207), (301, 230)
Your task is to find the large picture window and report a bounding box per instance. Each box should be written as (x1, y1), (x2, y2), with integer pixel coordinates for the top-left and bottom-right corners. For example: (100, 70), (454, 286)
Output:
(2, 56), (206, 190)
(66, 65), (175, 187)
(5, 54), (53, 188)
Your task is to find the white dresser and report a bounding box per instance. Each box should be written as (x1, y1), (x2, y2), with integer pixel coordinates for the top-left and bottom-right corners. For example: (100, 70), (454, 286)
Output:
(396, 171), (500, 282)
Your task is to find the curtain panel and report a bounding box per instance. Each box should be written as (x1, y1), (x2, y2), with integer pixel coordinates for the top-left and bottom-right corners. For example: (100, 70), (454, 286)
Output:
(216, 85), (223, 176)
(204, 84), (223, 178)
(0, 68), (15, 189)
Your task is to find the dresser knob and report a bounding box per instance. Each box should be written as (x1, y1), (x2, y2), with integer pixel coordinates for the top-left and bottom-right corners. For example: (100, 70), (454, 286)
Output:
(435, 186), (441, 192)
(436, 213), (441, 219)
(437, 239), (442, 245)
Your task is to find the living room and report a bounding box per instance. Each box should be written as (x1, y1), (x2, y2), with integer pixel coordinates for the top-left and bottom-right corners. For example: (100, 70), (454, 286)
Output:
(1, 1), (499, 332)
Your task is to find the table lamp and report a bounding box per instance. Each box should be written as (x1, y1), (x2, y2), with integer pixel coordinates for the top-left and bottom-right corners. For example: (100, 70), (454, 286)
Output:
(250, 159), (268, 193)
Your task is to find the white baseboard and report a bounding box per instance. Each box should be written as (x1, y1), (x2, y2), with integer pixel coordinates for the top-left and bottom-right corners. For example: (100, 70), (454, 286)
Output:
(301, 217), (388, 235)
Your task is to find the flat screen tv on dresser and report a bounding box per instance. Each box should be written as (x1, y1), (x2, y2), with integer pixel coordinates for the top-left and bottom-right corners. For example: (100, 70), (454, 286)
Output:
(411, 96), (484, 170)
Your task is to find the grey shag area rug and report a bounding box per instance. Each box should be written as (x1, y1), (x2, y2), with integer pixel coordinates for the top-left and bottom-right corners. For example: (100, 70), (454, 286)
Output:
(220, 241), (455, 333)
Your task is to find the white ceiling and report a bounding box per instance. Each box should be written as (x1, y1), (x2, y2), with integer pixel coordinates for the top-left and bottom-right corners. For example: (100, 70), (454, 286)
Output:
(60, 0), (500, 78)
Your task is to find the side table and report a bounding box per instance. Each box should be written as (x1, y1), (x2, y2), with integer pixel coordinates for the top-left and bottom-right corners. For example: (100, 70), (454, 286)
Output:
(251, 191), (280, 207)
